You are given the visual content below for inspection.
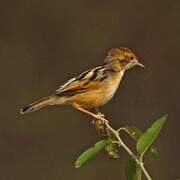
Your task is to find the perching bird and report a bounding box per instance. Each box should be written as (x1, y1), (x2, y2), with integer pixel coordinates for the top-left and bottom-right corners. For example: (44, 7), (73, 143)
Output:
(20, 48), (144, 120)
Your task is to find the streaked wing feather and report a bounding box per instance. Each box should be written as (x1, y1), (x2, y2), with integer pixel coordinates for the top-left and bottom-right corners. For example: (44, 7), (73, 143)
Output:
(56, 77), (76, 92)
(55, 65), (105, 96)
(55, 68), (93, 93)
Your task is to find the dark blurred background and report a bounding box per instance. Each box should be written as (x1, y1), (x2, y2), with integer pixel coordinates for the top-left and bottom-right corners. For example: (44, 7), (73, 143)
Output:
(0, 0), (180, 179)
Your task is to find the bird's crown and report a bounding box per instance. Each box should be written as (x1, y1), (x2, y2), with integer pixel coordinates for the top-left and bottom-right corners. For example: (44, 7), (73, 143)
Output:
(104, 47), (144, 70)
(105, 47), (137, 62)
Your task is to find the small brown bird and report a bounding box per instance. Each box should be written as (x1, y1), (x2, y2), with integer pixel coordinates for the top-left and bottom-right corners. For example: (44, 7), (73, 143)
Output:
(20, 48), (144, 120)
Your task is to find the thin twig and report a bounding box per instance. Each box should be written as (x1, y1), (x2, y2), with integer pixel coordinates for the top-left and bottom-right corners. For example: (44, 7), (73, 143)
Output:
(74, 107), (152, 180)
(92, 114), (152, 180)
(105, 122), (152, 180)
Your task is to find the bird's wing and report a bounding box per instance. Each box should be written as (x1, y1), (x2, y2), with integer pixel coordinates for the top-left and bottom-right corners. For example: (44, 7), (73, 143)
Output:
(55, 66), (105, 96)
(56, 77), (77, 92)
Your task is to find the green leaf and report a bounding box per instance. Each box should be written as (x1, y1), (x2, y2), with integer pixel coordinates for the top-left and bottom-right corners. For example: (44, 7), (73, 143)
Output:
(125, 126), (143, 141)
(125, 126), (160, 159)
(75, 139), (111, 168)
(136, 115), (167, 156)
(149, 147), (160, 159)
(125, 157), (137, 180)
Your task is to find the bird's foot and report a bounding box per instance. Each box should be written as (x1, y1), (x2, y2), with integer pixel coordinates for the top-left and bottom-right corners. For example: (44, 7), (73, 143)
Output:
(96, 112), (109, 124)
(91, 112), (108, 124)
(96, 112), (105, 118)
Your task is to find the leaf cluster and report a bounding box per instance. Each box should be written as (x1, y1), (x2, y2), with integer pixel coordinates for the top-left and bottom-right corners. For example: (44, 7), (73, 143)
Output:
(75, 115), (167, 180)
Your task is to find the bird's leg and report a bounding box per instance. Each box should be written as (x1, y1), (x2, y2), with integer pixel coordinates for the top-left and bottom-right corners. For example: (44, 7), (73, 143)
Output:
(73, 104), (109, 124)
(92, 107), (106, 124)
(92, 108), (102, 124)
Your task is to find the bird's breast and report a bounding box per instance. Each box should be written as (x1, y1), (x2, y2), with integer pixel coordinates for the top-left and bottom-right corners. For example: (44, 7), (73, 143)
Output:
(68, 71), (124, 108)
(100, 70), (124, 104)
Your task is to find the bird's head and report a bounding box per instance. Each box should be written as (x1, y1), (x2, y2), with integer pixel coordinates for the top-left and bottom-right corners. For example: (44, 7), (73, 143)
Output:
(105, 48), (144, 71)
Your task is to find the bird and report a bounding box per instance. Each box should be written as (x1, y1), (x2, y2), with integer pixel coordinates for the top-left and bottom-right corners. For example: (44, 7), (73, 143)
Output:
(20, 48), (144, 121)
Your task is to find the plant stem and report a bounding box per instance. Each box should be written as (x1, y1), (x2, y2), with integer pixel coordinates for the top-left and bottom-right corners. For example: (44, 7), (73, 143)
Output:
(78, 110), (152, 180)
(105, 122), (152, 180)
(136, 163), (142, 180)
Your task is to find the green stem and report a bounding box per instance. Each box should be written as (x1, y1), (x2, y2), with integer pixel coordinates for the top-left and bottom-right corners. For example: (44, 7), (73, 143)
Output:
(89, 113), (152, 180)
(105, 122), (152, 180)
(136, 156), (142, 180)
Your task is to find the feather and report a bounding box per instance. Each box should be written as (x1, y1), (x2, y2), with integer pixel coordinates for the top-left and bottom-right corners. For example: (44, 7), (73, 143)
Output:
(55, 66), (106, 96)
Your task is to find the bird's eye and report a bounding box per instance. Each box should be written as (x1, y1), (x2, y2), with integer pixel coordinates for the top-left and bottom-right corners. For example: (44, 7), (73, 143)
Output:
(130, 56), (134, 60)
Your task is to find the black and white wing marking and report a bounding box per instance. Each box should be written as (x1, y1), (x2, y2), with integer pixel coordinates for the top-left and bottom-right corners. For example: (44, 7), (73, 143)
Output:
(55, 68), (93, 93)
(55, 65), (108, 96)
(56, 77), (76, 93)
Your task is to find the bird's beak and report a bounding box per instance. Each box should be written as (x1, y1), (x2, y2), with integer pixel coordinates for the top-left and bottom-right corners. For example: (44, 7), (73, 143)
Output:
(135, 60), (145, 68)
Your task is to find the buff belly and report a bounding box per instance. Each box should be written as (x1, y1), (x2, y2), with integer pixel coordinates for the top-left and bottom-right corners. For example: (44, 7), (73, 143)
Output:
(67, 72), (123, 108)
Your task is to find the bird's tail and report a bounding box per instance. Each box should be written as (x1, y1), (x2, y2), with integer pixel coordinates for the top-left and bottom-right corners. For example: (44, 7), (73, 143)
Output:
(20, 96), (54, 114)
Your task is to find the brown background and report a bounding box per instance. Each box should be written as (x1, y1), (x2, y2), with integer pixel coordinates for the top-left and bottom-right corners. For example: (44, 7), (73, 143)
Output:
(0, 0), (180, 179)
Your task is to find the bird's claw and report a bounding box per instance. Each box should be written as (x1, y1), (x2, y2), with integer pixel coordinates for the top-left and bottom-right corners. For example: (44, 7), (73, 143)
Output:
(96, 112), (105, 118)
(96, 113), (109, 124)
